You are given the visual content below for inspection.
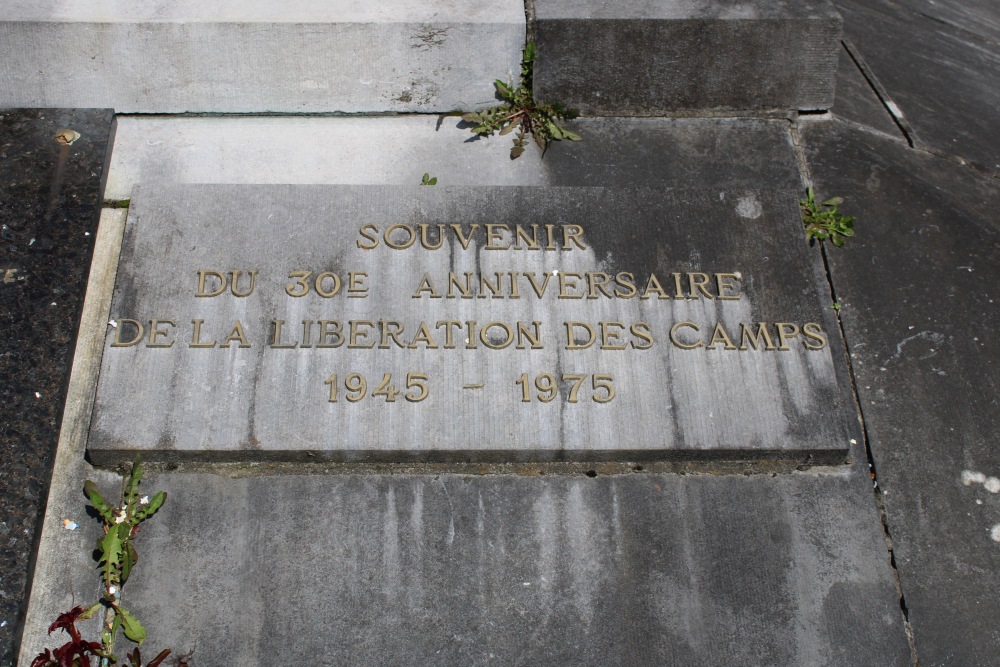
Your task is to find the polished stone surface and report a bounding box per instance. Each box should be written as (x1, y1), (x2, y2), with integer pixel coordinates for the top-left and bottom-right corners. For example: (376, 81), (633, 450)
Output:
(803, 117), (1000, 666)
(0, 108), (113, 664)
(830, 47), (903, 138)
(88, 185), (852, 464)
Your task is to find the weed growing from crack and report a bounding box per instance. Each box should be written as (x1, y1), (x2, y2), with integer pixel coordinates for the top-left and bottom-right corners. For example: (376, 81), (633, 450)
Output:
(460, 42), (581, 159)
(31, 459), (186, 667)
(801, 187), (856, 247)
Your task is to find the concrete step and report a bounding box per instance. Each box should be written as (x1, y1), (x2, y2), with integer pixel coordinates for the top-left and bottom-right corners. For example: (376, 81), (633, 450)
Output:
(0, 1), (524, 113)
(533, 0), (843, 114)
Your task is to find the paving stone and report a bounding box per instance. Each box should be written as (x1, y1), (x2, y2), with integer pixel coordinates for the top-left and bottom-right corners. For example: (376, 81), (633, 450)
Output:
(893, 0), (1000, 46)
(802, 118), (1000, 666)
(835, 0), (1000, 170)
(102, 116), (804, 201)
(830, 47), (903, 139)
(533, 0), (842, 114)
(0, 1), (524, 113)
(23, 467), (913, 666)
(87, 184), (852, 465)
(0, 108), (113, 664)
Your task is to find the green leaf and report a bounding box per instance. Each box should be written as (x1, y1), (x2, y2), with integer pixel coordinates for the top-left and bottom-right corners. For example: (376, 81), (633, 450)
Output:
(121, 541), (138, 584)
(562, 130), (582, 141)
(98, 527), (125, 586)
(118, 607), (147, 645)
(125, 458), (143, 506)
(135, 491), (167, 522)
(84, 481), (114, 523)
(80, 602), (103, 620)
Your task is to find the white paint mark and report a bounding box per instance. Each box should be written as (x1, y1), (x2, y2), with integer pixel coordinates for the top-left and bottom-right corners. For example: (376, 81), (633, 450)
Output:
(34, 392), (41, 398)
(962, 470), (987, 486)
(985, 477), (1000, 493)
(109, 319), (117, 327)
(991, 525), (1000, 542)
(0, 621), (5, 628)
(886, 100), (904, 118)
(735, 194), (762, 219)
(62, 519), (78, 530)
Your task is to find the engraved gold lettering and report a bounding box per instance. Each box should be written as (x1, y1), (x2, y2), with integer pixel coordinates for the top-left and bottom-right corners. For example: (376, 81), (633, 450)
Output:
(384, 224), (416, 250)
(688, 272), (713, 299)
(229, 270), (257, 297)
(600, 321), (628, 350)
(562, 224), (586, 250)
(614, 272), (638, 299)
(220, 321), (251, 349)
(285, 270), (311, 297)
(195, 270), (227, 297)
(508, 272), (521, 299)
(419, 224), (445, 250)
(378, 321), (406, 349)
(268, 319), (295, 349)
(515, 321), (543, 349)
(558, 272), (584, 299)
(316, 320), (343, 348)
(111, 319), (144, 347)
(412, 273), (442, 298)
(448, 272), (475, 298)
(803, 322), (828, 350)
(545, 224), (558, 250)
(348, 272), (368, 298)
(314, 272), (342, 298)
(191, 319), (218, 348)
(348, 321), (376, 348)
(485, 224), (511, 250)
(408, 322), (439, 349)
(301, 320), (313, 348)
(640, 273), (670, 299)
(480, 321), (514, 350)
(670, 321), (702, 349)
(513, 225), (541, 249)
(716, 273), (741, 300)
(450, 224), (479, 250)
(672, 272), (685, 298)
(147, 319), (175, 348)
(523, 271), (552, 298)
(465, 321), (478, 349)
(587, 272), (614, 299)
(436, 320), (462, 348)
(776, 323), (800, 351)
(478, 273), (503, 298)
(357, 224), (380, 249)
(707, 322), (737, 350)
(739, 322), (775, 351)
(630, 322), (654, 349)
(565, 321), (595, 350)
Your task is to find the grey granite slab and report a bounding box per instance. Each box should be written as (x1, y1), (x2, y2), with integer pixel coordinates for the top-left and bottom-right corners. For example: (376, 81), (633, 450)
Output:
(88, 185), (853, 465)
(830, 47), (904, 139)
(22, 467), (912, 666)
(533, 0), (843, 114)
(802, 118), (1000, 665)
(893, 0), (1000, 46)
(0, 108), (113, 664)
(836, 0), (1000, 169)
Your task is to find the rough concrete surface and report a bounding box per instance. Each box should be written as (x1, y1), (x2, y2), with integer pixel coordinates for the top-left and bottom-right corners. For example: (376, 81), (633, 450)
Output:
(102, 116), (803, 201)
(533, 0), (842, 113)
(0, 1), (524, 113)
(803, 117), (1000, 666)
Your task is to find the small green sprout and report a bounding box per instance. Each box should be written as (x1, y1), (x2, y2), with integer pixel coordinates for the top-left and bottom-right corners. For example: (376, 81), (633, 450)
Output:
(420, 173), (437, 186)
(801, 187), (856, 247)
(461, 42), (581, 159)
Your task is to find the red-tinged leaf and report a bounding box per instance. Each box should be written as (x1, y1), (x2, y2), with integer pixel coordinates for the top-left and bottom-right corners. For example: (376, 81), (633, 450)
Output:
(30, 648), (54, 667)
(147, 648), (173, 667)
(48, 606), (88, 642)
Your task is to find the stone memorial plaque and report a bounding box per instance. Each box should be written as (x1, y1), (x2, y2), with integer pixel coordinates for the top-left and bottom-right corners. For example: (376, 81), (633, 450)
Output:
(87, 185), (851, 464)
